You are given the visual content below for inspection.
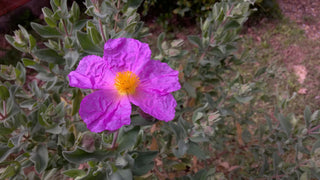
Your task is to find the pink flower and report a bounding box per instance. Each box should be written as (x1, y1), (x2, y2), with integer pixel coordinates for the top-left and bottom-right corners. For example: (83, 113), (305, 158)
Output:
(68, 38), (181, 132)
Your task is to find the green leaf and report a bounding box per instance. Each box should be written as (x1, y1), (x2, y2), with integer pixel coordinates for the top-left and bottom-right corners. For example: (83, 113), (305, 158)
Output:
(77, 31), (103, 55)
(30, 144), (48, 173)
(9, 132), (24, 146)
(312, 139), (320, 154)
(224, 20), (240, 31)
(15, 62), (26, 84)
(130, 151), (158, 176)
(79, 169), (107, 180)
(189, 136), (209, 143)
(70, 1), (80, 23)
(29, 34), (36, 50)
(63, 169), (86, 178)
(0, 85), (10, 100)
(157, 32), (165, 54)
(42, 7), (56, 27)
(193, 169), (208, 179)
(234, 95), (253, 104)
(118, 127), (140, 152)
(5, 34), (25, 52)
(20, 99), (37, 110)
(42, 168), (58, 180)
(183, 81), (196, 98)
(304, 106), (312, 128)
(272, 152), (281, 172)
(0, 165), (16, 179)
(46, 17), (56, 27)
(127, 0), (144, 8)
(74, 19), (87, 31)
(169, 122), (186, 141)
(188, 35), (202, 49)
(64, 50), (79, 69)
(311, 110), (319, 122)
(110, 169), (132, 180)
(187, 141), (207, 160)
(300, 172), (310, 180)
(87, 22), (102, 45)
(72, 89), (82, 116)
(0, 144), (18, 162)
(31, 22), (61, 38)
(130, 114), (157, 126)
(254, 67), (267, 78)
(33, 48), (64, 64)
(35, 72), (55, 81)
(277, 113), (292, 136)
(172, 140), (188, 158)
(62, 147), (113, 164)
(205, 93), (216, 109)
(311, 168), (320, 179)
(0, 124), (13, 135)
(46, 124), (62, 134)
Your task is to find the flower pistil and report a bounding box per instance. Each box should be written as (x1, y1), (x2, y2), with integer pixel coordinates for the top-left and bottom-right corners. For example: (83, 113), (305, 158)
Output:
(114, 71), (140, 95)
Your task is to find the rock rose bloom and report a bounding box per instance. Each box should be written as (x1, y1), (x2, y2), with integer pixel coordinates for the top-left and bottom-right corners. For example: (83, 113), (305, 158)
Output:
(68, 38), (181, 132)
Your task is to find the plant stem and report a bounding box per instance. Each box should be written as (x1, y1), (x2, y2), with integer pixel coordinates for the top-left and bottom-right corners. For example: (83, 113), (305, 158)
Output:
(99, 19), (107, 43)
(309, 124), (320, 134)
(62, 19), (69, 36)
(114, 0), (121, 31)
(3, 101), (6, 117)
(111, 130), (119, 149)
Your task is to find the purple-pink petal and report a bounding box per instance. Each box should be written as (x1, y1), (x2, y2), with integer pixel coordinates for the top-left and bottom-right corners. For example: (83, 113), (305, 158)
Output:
(138, 59), (181, 94)
(103, 38), (151, 74)
(129, 89), (177, 122)
(79, 90), (131, 132)
(68, 55), (115, 89)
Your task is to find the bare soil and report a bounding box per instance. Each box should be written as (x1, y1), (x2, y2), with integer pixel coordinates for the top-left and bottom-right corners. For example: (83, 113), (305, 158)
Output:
(245, 0), (320, 110)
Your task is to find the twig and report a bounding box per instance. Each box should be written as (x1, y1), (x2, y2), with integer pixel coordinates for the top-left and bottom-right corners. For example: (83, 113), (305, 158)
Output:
(309, 124), (320, 134)
(0, 113), (4, 120)
(0, 101), (5, 120)
(62, 19), (70, 37)
(111, 130), (119, 149)
(99, 19), (107, 43)
(3, 101), (6, 117)
(114, 0), (121, 31)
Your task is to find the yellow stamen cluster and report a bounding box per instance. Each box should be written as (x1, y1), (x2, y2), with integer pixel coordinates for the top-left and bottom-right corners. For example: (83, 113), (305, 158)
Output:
(114, 71), (140, 95)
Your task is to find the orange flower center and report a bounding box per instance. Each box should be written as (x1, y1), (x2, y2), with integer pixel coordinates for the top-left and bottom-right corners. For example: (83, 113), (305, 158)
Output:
(114, 71), (140, 95)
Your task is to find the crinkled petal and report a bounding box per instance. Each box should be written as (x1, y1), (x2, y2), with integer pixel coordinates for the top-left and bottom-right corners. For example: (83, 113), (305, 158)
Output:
(79, 90), (131, 132)
(68, 55), (115, 89)
(138, 59), (181, 94)
(104, 38), (151, 74)
(129, 89), (177, 121)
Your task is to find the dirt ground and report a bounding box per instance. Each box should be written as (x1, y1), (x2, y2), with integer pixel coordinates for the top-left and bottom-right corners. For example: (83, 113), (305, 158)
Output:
(278, 0), (320, 40)
(244, 0), (320, 110)
(277, 0), (320, 106)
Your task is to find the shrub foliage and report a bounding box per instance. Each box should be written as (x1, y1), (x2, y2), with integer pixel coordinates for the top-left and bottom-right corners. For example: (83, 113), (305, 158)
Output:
(1, 0), (319, 179)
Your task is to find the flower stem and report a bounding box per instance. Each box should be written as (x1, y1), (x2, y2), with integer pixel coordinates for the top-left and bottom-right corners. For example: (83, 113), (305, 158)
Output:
(111, 130), (119, 149)
(62, 19), (70, 37)
(0, 101), (6, 120)
(3, 101), (6, 117)
(114, 0), (121, 31)
(309, 124), (320, 134)
(99, 19), (107, 43)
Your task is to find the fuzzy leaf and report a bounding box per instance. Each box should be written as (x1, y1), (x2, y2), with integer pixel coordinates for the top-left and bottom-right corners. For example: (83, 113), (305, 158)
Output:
(33, 48), (64, 64)
(30, 144), (49, 173)
(77, 31), (103, 55)
(31, 23), (61, 38)
(118, 127), (140, 152)
(62, 147), (113, 164)
(63, 169), (86, 178)
(130, 151), (158, 176)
